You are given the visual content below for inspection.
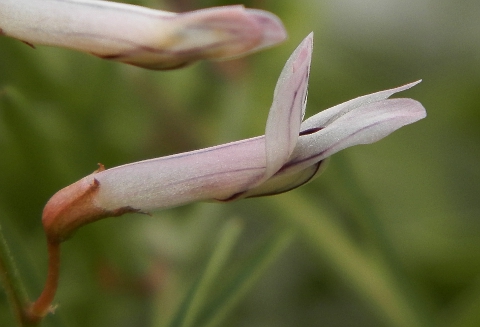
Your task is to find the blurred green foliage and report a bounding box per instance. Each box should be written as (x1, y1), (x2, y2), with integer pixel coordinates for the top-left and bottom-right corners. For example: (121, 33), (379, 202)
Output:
(1, 0), (480, 326)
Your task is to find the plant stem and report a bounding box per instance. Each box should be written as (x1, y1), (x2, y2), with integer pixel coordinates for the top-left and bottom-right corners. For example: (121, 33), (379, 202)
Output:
(24, 241), (61, 325)
(271, 193), (429, 327)
(0, 222), (30, 326)
(199, 228), (294, 327)
(179, 218), (243, 327)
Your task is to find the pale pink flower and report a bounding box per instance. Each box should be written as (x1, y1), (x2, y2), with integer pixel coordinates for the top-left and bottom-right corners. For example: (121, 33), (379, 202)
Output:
(42, 33), (426, 242)
(0, 0), (286, 69)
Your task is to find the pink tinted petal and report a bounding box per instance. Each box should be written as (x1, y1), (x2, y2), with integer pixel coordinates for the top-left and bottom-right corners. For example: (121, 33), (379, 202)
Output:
(300, 80), (422, 132)
(168, 6), (285, 60)
(286, 98), (426, 173)
(242, 159), (328, 198)
(263, 33), (313, 180)
(234, 9), (287, 56)
(93, 137), (267, 211)
(0, 1), (286, 70)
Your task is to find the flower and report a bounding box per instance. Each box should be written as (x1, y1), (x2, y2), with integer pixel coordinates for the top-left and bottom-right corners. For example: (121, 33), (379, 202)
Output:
(0, 0), (286, 69)
(42, 33), (426, 242)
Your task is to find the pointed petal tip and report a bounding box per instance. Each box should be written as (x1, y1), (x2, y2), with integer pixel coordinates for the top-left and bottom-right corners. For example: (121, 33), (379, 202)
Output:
(263, 33), (315, 181)
(400, 79), (422, 90)
(297, 32), (314, 52)
(305, 32), (314, 44)
(294, 33), (314, 68)
(288, 33), (314, 72)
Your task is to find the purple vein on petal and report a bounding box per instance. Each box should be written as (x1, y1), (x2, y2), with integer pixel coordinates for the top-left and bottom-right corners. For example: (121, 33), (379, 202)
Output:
(263, 33), (313, 181)
(284, 98), (426, 174)
(300, 80), (422, 133)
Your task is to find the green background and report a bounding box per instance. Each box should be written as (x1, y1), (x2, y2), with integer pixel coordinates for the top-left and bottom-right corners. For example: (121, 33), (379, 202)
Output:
(1, 0), (479, 326)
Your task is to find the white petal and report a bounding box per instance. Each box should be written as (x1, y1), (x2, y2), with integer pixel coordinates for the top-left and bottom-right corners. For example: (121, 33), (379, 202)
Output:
(233, 9), (288, 57)
(93, 137), (267, 211)
(0, 1), (287, 69)
(286, 97), (426, 173)
(242, 159), (328, 198)
(263, 33), (313, 180)
(300, 80), (422, 132)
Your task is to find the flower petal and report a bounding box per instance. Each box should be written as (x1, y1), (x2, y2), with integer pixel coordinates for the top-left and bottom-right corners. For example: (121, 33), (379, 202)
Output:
(285, 97), (426, 174)
(93, 137), (267, 212)
(231, 9), (287, 58)
(263, 33), (313, 180)
(242, 159), (328, 198)
(0, 1), (287, 70)
(300, 80), (422, 132)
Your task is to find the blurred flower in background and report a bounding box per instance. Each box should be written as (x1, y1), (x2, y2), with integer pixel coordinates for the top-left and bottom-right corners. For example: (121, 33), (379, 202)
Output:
(0, 0), (287, 69)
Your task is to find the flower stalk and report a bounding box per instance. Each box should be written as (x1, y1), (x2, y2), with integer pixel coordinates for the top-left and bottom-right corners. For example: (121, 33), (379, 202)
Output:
(24, 241), (61, 325)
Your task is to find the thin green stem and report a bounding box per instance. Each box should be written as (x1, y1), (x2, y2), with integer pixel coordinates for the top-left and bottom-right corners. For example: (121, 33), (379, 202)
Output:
(199, 229), (294, 327)
(166, 218), (243, 327)
(179, 218), (243, 327)
(329, 154), (433, 324)
(0, 222), (31, 326)
(271, 193), (429, 327)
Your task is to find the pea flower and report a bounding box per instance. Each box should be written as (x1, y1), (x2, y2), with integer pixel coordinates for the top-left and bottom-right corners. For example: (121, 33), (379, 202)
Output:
(42, 33), (426, 242)
(0, 0), (286, 69)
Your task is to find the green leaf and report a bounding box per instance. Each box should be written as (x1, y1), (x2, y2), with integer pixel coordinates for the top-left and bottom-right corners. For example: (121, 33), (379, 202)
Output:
(197, 228), (294, 327)
(166, 218), (244, 327)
